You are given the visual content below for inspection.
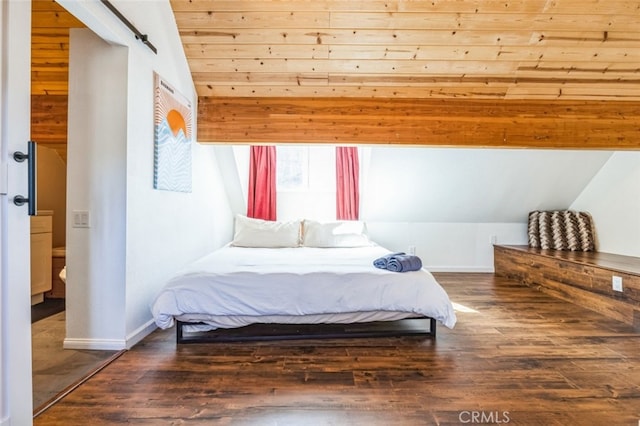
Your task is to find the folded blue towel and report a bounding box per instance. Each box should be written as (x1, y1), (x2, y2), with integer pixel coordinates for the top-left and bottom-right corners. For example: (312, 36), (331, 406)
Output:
(386, 254), (422, 272)
(373, 252), (405, 269)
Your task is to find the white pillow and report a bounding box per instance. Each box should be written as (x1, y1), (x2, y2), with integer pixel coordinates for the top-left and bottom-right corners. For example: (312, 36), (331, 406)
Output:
(302, 220), (372, 248)
(231, 215), (301, 248)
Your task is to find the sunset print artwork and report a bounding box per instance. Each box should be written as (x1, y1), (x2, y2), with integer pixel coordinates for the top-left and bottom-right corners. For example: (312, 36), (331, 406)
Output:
(153, 72), (193, 192)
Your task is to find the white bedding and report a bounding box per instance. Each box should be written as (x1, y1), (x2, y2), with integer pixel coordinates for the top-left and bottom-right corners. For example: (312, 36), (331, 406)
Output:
(151, 244), (457, 331)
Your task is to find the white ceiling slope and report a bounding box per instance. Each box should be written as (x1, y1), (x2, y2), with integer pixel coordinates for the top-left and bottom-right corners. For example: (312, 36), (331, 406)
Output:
(361, 148), (612, 223)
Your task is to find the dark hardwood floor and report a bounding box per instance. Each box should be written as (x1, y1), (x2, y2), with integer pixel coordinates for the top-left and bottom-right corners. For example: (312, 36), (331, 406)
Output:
(34, 273), (640, 425)
(31, 311), (121, 414)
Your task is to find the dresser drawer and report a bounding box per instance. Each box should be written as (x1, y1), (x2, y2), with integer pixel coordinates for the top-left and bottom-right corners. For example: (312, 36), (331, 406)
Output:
(30, 215), (52, 234)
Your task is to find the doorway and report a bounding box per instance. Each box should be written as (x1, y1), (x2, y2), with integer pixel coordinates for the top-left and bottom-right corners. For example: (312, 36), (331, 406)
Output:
(29, 0), (77, 411)
(29, 1), (122, 414)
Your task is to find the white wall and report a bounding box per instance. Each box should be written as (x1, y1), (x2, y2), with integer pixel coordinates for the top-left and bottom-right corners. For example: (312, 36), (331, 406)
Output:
(225, 146), (612, 271)
(367, 222), (527, 272)
(570, 152), (640, 257)
(123, 4), (234, 346)
(361, 148), (613, 271)
(362, 148), (613, 223)
(61, 1), (234, 350)
(66, 29), (128, 349)
(216, 146), (246, 214)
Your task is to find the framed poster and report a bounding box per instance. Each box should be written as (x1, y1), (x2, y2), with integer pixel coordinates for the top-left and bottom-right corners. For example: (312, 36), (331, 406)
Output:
(153, 72), (192, 192)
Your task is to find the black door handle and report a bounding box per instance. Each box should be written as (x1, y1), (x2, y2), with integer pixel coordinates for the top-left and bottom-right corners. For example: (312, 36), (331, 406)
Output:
(12, 140), (37, 216)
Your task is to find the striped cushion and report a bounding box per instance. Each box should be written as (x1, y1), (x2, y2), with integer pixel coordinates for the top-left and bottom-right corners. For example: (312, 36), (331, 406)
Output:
(528, 210), (595, 251)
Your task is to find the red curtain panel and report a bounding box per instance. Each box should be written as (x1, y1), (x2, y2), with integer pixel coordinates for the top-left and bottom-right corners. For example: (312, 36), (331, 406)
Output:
(247, 145), (277, 220)
(336, 146), (360, 220)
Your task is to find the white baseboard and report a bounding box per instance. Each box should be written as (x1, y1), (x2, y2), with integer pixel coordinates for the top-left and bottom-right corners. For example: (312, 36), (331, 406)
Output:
(62, 320), (158, 351)
(125, 319), (157, 349)
(63, 338), (126, 351)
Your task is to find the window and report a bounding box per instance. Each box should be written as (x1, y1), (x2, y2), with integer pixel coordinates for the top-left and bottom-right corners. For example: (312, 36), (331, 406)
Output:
(276, 146), (308, 191)
(276, 145), (336, 220)
(276, 146), (335, 192)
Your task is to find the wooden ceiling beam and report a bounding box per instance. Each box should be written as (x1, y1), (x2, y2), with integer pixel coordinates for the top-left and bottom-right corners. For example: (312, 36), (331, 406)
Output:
(197, 97), (640, 149)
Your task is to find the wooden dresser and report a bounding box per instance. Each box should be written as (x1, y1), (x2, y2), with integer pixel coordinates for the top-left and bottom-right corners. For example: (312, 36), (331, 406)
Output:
(30, 210), (53, 305)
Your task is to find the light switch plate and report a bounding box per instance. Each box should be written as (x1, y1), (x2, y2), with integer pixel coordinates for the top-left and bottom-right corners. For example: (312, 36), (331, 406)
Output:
(72, 210), (90, 228)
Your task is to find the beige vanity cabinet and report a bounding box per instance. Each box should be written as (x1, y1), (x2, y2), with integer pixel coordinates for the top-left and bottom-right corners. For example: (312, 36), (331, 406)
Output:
(30, 211), (53, 304)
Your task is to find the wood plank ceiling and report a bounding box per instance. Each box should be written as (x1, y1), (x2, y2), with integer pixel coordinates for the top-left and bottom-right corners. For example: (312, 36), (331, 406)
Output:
(30, 0), (640, 149)
(172, 0), (640, 100)
(171, 0), (640, 147)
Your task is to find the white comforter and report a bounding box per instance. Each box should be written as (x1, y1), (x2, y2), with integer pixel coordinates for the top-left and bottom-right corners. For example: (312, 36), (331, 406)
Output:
(151, 244), (457, 330)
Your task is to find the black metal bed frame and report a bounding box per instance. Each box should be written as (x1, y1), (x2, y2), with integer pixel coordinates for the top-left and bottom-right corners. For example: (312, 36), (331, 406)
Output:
(176, 317), (437, 344)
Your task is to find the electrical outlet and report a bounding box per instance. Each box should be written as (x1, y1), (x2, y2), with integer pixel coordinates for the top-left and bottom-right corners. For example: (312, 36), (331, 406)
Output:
(490, 235), (497, 245)
(612, 276), (623, 292)
(408, 245), (416, 255)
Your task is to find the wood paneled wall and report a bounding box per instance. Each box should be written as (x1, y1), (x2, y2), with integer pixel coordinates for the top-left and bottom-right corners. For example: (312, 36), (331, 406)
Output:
(32, 95), (68, 161)
(197, 97), (640, 148)
(31, 0), (84, 162)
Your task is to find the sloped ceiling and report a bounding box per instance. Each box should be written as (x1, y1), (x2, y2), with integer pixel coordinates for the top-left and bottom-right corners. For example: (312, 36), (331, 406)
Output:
(33, 1), (640, 150)
(171, 1), (640, 147)
(30, 1), (624, 225)
(171, 0), (640, 100)
(362, 148), (613, 222)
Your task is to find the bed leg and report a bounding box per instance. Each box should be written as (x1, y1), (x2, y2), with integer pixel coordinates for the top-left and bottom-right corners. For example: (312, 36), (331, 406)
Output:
(176, 321), (183, 344)
(430, 317), (436, 338)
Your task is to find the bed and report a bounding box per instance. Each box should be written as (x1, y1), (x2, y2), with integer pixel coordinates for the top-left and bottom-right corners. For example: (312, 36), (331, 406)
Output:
(151, 216), (457, 343)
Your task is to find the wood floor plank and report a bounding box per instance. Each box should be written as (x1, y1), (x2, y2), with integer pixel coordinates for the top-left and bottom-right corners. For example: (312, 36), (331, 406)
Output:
(34, 273), (640, 425)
